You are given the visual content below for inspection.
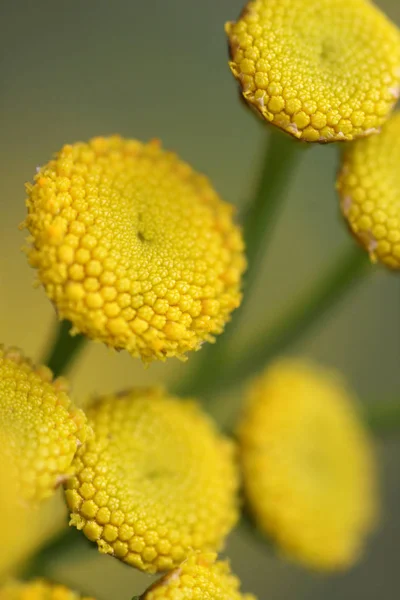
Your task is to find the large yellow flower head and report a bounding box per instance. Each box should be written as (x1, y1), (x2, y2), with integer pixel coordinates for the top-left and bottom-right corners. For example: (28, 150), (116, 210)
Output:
(24, 136), (245, 362)
(337, 111), (400, 269)
(238, 359), (378, 571)
(0, 346), (89, 502)
(226, 0), (400, 142)
(140, 552), (256, 600)
(0, 580), (95, 600)
(65, 388), (239, 573)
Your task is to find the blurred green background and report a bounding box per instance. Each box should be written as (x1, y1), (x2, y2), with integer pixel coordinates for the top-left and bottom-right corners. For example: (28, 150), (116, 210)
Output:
(1, 1), (400, 598)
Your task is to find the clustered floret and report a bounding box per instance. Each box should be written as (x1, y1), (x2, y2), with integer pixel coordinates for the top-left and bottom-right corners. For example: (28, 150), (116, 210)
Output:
(337, 111), (400, 269)
(24, 136), (246, 362)
(65, 388), (239, 573)
(0, 580), (95, 600)
(0, 346), (89, 502)
(238, 358), (378, 570)
(140, 552), (256, 599)
(226, 0), (400, 142)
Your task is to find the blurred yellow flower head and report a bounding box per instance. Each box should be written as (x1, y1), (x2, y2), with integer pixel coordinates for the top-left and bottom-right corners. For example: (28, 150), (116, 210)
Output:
(24, 136), (245, 362)
(226, 0), (400, 142)
(238, 358), (378, 571)
(337, 111), (400, 269)
(0, 580), (95, 600)
(0, 346), (89, 502)
(65, 388), (239, 573)
(141, 552), (256, 600)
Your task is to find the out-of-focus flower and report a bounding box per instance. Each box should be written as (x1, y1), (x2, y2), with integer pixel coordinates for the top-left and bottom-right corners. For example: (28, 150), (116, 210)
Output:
(0, 580), (95, 600)
(0, 346), (89, 502)
(0, 447), (67, 579)
(139, 552), (256, 599)
(238, 358), (378, 571)
(337, 111), (400, 269)
(24, 136), (245, 362)
(226, 0), (400, 142)
(65, 388), (238, 573)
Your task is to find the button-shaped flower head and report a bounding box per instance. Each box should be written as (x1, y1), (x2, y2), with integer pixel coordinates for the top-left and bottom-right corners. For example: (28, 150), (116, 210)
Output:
(337, 111), (400, 269)
(0, 580), (95, 600)
(24, 137), (245, 362)
(238, 359), (378, 571)
(65, 389), (239, 573)
(0, 346), (89, 502)
(226, 0), (400, 142)
(139, 552), (256, 600)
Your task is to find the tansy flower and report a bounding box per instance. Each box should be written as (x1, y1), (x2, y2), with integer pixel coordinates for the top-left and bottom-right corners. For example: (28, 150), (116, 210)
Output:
(337, 111), (400, 269)
(226, 0), (400, 142)
(23, 136), (245, 362)
(0, 346), (89, 502)
(65, 388), (238, 573)
(238, 358), (378, 571)
(139, 552), (256, 600)
(0, 580), (95, 600)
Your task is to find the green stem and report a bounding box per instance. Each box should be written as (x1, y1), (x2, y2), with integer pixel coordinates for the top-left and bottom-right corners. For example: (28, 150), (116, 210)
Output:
(43, 320), (87, 378)
(178, 245), (370, 398)
(239, 130), (305, 319)
(21, 527), (90, 580)
(175, 131), (304, 397)
(364, 402), (400, 436)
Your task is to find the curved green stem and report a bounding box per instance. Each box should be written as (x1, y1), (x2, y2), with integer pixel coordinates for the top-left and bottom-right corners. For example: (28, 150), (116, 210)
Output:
(42, 320), (87, 378)
(178, 245), (370, 398)
(175, 131), (305, 396)
(364, 402), (400, 436)
(239, 130), (305, 319)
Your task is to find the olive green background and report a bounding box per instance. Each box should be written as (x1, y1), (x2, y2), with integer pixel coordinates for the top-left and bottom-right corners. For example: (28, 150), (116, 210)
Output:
(1, 1), (399, 598)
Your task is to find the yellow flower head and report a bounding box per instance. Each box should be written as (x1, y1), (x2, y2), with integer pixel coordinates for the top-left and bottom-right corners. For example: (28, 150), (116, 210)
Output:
(140, 552), (256, 600)
(238, 358), (378, 571)
(337, 111), (400, 269)
(0, 580), (95, 600)
(226, 0), (400, 142)
(0, 345), (89, 502)
(24, 136), (245, 362)
(65, 388), (239, 573)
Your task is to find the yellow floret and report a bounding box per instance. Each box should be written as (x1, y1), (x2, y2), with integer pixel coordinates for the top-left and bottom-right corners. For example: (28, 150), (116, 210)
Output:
(23, 136), (245, 362)
(65, 389), (238, 573)
(337, 111), (400, 268)
(0, 346), (90, 502)
(226, 0), (400, 142)
(238, 358), (378, 571)
(0, 580), (95, 600)
(140, 552), (256, 600)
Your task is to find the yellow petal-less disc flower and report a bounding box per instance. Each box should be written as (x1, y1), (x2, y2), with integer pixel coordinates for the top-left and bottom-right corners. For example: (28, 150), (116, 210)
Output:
(140, 552), (256, 600)
(0, 580), (95, 600)
(337, 111), (400, 269)
(226, 0), (400, 142)
(0, 346), (90, 502)
(24, 136), (245, 362)
(238, 359), (378, 571)
(65, 389), (239, 573)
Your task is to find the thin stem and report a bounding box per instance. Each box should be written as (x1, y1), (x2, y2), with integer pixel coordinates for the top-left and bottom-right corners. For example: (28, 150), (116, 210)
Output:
(179, 245), (370, 398)
(42, 320), (87, 378)
(364, 402), (400, 436)
(175, 132), (305, 397)
(240, 130), (305, 319)
(21, 527), (90, 580)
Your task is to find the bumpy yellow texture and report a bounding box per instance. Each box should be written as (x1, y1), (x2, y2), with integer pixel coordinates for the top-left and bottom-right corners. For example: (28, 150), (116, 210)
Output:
(226, 0), (400, 142)
(141, 552), (256, 600)
(337, 111), (400, 269)
(238, 359), (378, 571)
(0, 580), (94, 600)
(24, 136), (245, 362)
(65, 389), (238, 573)
(0, 346), (89, 502)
